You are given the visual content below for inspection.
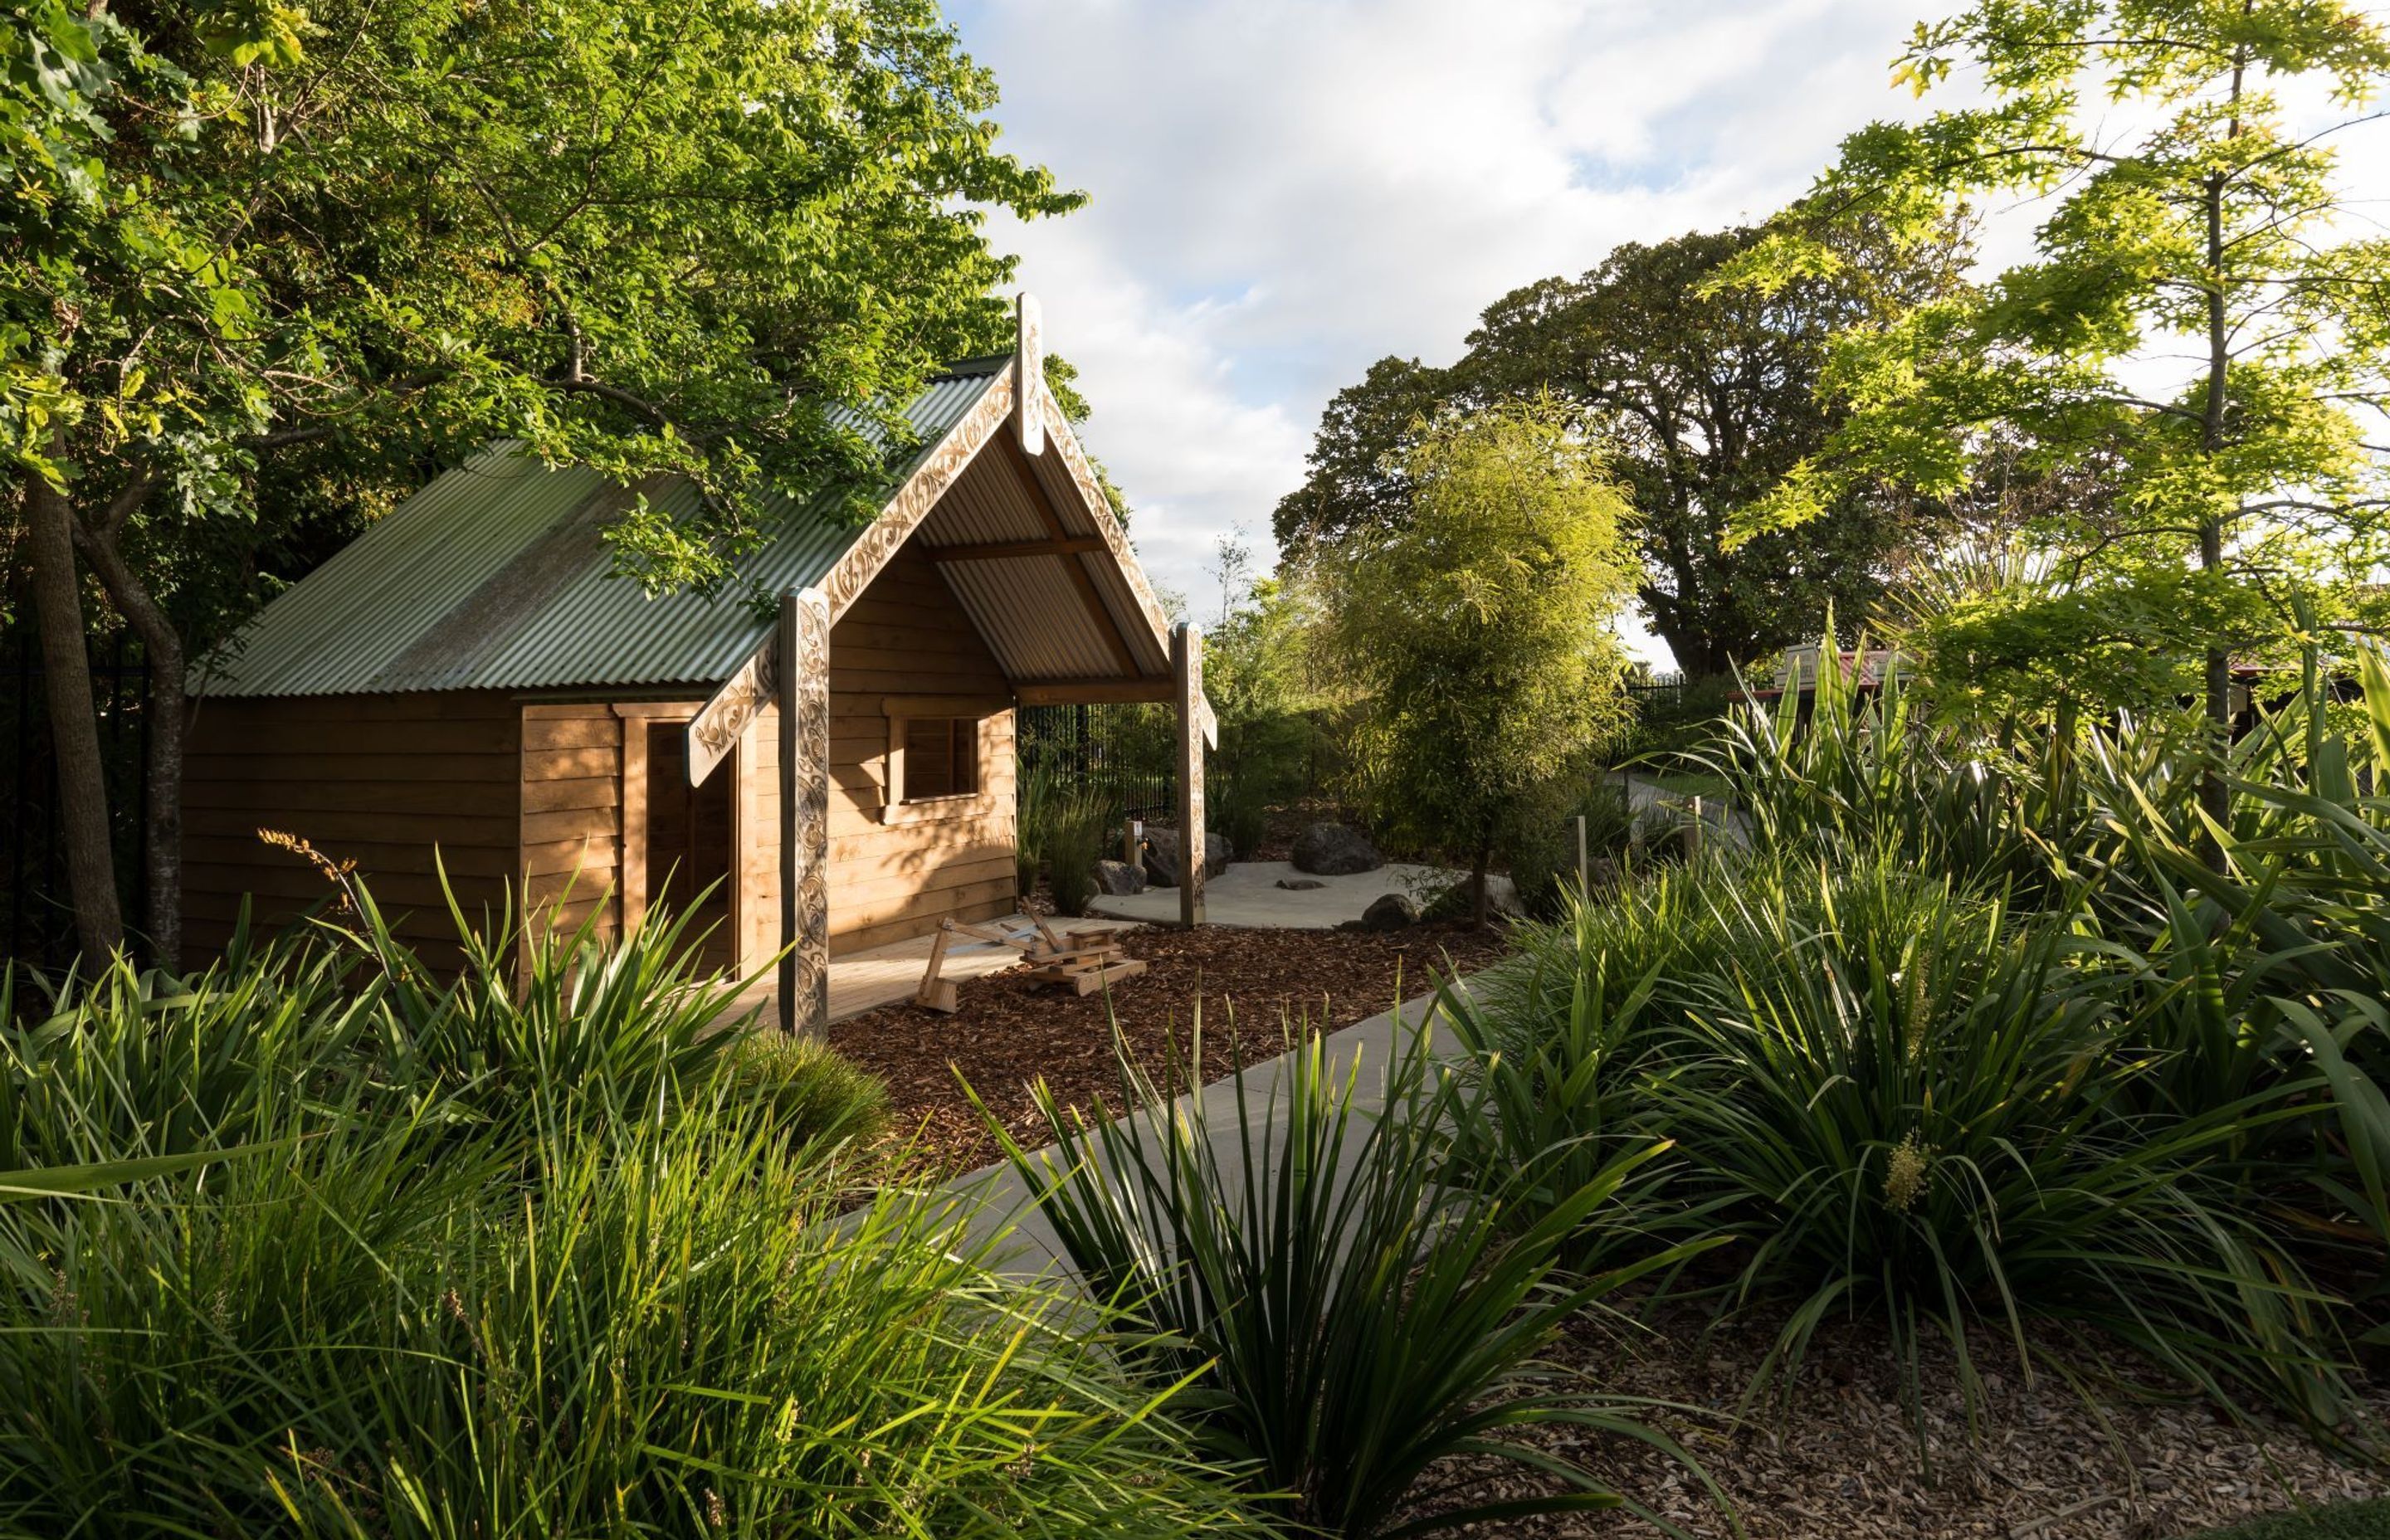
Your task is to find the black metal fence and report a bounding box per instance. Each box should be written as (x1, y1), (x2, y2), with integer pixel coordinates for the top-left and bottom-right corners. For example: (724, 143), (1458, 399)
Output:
(2, 618), (152, 970)
(1015, 702), (1178, 821)
(1622, 669), (1690, 714)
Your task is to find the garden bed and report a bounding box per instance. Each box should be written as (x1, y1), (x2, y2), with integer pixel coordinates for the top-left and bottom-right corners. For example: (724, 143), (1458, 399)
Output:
(829, 920), (1509, 1174)
(1446, 1302), (2388, 1539)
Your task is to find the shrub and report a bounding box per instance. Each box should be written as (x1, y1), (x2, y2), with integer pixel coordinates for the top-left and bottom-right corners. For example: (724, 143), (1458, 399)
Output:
(982, 1019), (1716, 1538)
(1651, 857), (2348, 1432)
(0, 1098), (1257, 1537)
(1017, 759), (1118, 916)
(719, 1031), (890, 1148)
(1455, 641), (2390, 1445)
(0, 880), (1261, 1538)
(1497, 778), (1641, 920)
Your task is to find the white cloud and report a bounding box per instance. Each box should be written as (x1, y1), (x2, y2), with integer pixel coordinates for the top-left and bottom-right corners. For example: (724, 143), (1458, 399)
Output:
(948, 0), (1953, 662)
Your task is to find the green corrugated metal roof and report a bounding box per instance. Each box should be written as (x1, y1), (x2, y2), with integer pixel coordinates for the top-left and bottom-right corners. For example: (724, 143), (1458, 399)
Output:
(195, 361), (1005, 698)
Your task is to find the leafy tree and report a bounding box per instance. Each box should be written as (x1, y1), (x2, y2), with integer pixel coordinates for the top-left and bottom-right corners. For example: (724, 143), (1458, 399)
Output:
(1313, 400), (1636, 925)
(1274, 224), (1963, 678)
(1204, 553), (1328, 855)
(1458, 224), (1964, 676)
(1722, 0), (2390, 831)
(3, 0), (1080, 960)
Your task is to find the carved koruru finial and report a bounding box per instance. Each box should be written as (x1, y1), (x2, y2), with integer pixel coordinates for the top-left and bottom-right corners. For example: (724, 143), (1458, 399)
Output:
(1014, 291), (1044, 457)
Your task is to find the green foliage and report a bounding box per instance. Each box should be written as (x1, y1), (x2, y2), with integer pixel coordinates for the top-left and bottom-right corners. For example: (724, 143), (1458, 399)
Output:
(1206, 555), (1333, 856)
(719, 1032), (892, 1150)
(982, 1021), (1715, 1538)
(1017, 758), (1116, 917)
(1275, 223), (1963, 677)
(1315, 400), (1639, 919)
(1461, 636), (2390, 1444)
(1724, 0), (2390, 731)
(0, 880), (1261, 1538)
(1495, 780), (1642, 922)
(2191, 1500), (2390, 1540)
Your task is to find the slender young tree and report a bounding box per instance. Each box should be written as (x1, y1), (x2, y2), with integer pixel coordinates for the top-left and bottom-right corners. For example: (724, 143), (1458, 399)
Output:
(1314, 400), (1637, 925)
(4, 0), (1079, 961)
(1723, 2), (2390, 832)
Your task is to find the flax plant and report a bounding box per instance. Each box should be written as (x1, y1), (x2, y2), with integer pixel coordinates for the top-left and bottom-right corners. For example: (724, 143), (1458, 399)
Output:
(983, 1017), (1719, 1538)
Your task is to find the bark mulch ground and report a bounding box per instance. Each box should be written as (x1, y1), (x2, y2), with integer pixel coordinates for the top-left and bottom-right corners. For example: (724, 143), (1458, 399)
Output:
(830, 920), (1509, 1177)
(1434, 1299), (2388, 1539)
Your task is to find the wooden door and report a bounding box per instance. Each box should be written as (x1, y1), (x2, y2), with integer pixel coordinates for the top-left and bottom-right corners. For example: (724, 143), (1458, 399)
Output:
(642, 722), (737, 972)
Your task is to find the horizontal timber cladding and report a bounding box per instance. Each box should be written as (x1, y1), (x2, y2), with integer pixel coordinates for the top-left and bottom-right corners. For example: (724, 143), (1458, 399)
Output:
(745, 534), (1019, 962)
(518, 702), (624, 953)
(179, 691), (524, 967)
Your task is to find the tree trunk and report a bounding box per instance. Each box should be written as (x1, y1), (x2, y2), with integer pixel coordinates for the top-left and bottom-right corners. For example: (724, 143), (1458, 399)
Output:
(74, 514), (183, 965)
(2193, 51), (2246, 865)
(1470, 842), (1491, 929)
(22, 471), (126, 961)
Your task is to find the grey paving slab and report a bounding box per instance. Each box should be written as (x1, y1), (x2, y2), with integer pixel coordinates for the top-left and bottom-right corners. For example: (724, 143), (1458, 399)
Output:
(1086, 859), (1515, 928)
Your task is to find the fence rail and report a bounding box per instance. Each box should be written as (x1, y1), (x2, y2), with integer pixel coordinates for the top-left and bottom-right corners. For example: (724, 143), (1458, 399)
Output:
(1014, 702), (1178, 822)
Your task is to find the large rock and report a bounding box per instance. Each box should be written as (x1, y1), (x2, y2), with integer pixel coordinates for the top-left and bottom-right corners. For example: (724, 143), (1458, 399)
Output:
(1093, 859), (1146, 896)
(1358, 892), (1420, 932)
(1143, 826), (1232, 889)
(1292, 821), (1383, 876)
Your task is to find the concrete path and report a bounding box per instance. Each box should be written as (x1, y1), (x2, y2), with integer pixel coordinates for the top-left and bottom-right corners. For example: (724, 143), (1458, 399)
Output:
(1087, 859), (1513, 928)
(937, 980), (1468, 1284)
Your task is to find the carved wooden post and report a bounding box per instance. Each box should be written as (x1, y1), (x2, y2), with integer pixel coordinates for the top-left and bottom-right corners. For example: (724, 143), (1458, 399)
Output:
(778, 588), (832, 1036)
(1173, 621), (1204, 929)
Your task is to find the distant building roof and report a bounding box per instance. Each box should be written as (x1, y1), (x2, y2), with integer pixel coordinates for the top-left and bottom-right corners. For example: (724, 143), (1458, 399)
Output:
(196, 360), (1006, 698)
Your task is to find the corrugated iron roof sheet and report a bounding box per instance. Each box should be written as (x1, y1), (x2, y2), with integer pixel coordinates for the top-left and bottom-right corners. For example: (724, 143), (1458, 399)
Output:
(197, 362), (1007, 698)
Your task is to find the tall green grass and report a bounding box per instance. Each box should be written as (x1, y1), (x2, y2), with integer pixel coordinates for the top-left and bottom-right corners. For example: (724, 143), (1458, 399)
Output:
(985, 1020), (1718, 1538)
(0, 880), (1261, 1538)
(1456, 636), (2390, 1447)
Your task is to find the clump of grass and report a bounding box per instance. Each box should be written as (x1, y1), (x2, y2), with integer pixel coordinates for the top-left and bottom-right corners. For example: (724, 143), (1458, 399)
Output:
(0, 875), (1263, 1537)
(982, 1016), (1721, 1538)
(1452, 634), (2390, 1451)
(719, 1030), (890, 1148)
(1017, 759), (1119, 916)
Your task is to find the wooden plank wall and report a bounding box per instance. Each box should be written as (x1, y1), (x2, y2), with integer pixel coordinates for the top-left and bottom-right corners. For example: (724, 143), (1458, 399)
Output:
(519, 703), (622, 947)
(746, 538), (1018, 960)
(180, 691), (521, 967)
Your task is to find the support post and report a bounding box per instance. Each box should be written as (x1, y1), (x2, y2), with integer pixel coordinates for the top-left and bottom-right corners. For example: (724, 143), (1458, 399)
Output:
(1575, 813), (1589, 899)
(1173, 621), (1205, 928)
(778, 589), (832, 1036)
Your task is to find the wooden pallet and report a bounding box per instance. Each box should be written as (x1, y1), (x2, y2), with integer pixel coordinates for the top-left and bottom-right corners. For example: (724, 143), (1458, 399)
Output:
(912, 915), (1146, 1012)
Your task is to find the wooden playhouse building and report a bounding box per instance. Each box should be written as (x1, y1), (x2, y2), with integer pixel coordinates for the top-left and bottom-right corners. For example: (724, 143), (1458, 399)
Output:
(185, 301), (1212, 1031)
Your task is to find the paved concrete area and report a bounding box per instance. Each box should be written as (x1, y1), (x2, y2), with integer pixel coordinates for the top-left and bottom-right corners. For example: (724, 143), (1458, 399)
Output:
(1085, 859), (1493, 928)
(734, 911), (1143, 1026)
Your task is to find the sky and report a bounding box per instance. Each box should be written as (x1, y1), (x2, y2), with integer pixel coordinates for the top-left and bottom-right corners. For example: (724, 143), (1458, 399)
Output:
(941, 0), (1958, 665)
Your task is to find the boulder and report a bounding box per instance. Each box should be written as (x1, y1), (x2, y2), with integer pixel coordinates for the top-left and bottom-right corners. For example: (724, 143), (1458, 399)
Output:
(1358, 892), (1420, 932)
(1275, 877), (1326, 891)
(1292, 821), (1383, 876)
(1143, 826), (1232, 888)
(1093, 859), (1146, 897)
